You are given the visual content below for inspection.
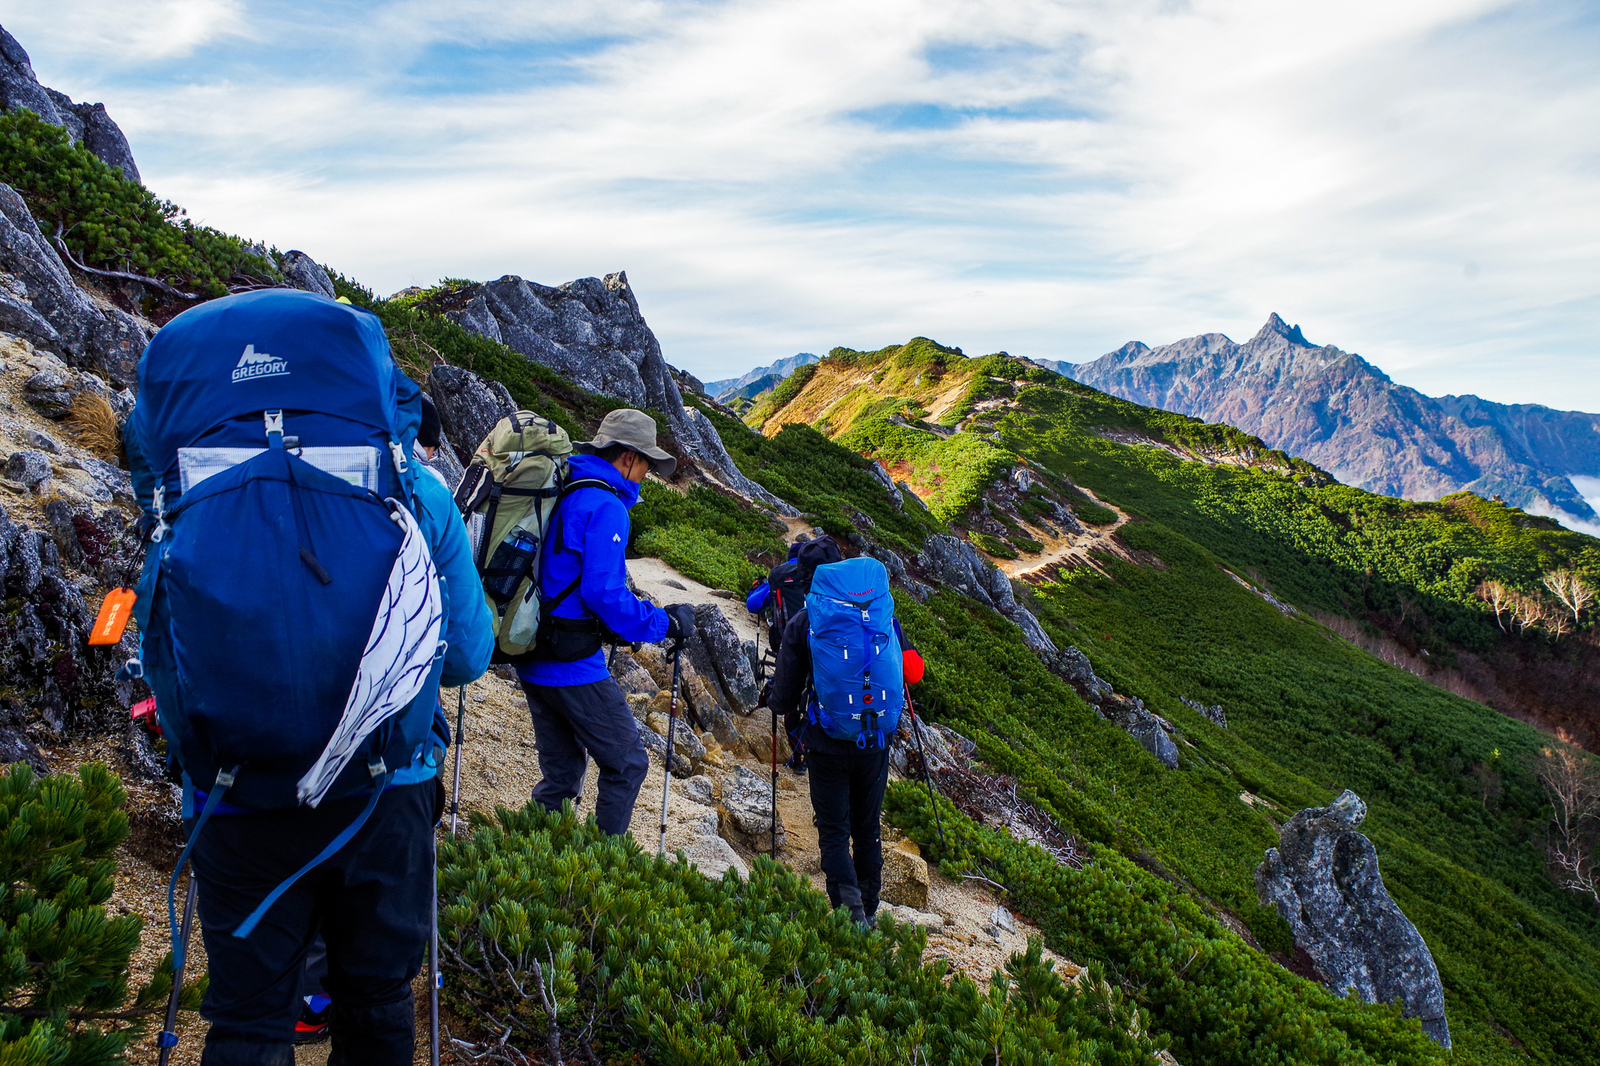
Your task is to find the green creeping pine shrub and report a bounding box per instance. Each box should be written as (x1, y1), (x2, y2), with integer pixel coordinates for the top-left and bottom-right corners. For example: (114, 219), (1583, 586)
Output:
(893, 581), (1600, 1064)
(439, 802), (1167, 1065)
(696, 418), (942, 552)
(886, 784), (1446, 1066)
(630, 481), (784, 591)
(839, 417), (1017, 523)
(0, 762), (186, 1064)
(0, 109), (279, 298)
(968, 531), (1018, 559)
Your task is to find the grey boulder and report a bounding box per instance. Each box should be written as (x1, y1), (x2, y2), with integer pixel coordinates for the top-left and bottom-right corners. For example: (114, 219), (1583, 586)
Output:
(448, 271), (797, 515)
(718, 764), (784, 850)
(281, 250), (335, 298)
(688, 604), (760, 716)
(427, 365), (515, 459)
(1256, 790), (1450, 1047)
(6, 449), (51, 489)
(0, 184), (149, 385)
(917, 534), (1055, 653)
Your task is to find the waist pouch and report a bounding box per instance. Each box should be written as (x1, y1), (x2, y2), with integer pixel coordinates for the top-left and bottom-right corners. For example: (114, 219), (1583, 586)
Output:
(532, 611), (607, 662)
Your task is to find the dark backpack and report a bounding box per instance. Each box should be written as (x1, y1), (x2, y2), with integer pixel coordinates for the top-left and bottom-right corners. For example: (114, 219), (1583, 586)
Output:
(129, 290), (440, 813)
(762, 536), (844, 652)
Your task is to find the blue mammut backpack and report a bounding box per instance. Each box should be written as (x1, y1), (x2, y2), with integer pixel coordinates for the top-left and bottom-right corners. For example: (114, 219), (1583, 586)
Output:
(805, 556), (904, 748)
(128, 290), (444, 825)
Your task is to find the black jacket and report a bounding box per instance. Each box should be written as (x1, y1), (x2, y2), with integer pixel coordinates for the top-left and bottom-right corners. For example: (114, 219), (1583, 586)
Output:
(769, 606), (918, 756)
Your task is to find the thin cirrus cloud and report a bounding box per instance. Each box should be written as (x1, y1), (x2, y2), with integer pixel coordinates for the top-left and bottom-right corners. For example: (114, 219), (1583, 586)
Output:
(6, 0), (1600, 409)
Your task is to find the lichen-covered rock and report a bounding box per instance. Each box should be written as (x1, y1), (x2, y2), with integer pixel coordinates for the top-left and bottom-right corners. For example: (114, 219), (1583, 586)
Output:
(1255, 790), (1450, 1047)
(880, 838), (929, 909)
(23, 370), (74, 418)
(688, 603), (759, 715)
(427, 365), (516, 459)
(718, 764), (784, 850)
(917, 534), (1055, 652)
(280, 250), (335, 298)
(448, 271), (797, 514)
(6, 449), (51, 489)
(1047, 644), (1113, 706)
(1104, 696), (1178, 769)
(0, 185), (148, 385)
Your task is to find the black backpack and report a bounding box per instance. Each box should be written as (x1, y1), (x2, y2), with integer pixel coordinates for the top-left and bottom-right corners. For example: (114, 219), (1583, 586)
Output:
(763, 537), (843, 654)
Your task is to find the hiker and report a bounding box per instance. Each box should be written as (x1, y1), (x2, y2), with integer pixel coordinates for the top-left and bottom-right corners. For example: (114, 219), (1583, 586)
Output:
(759, 536), (842, 772)
(768, 549), (925, 928)
(518, 408), (698, 836)
(127, 290), (493, 1065)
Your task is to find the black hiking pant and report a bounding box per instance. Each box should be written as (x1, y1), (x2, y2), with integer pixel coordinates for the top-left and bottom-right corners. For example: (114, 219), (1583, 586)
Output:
(522, 678), (649, 836)
(807, 746), (891, 918)
(190, 781), (435, 1066)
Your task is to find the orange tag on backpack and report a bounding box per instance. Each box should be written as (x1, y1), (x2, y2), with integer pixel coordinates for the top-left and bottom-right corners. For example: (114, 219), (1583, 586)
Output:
(89, 588), (137, 645)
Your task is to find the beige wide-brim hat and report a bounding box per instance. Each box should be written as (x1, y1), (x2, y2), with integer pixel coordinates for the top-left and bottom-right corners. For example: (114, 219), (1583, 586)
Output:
(574, 408), (677, 478)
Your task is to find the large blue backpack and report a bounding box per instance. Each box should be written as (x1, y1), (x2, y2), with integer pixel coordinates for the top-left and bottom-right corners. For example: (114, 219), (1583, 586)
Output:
(128, 290), (444, 824)
(805, 557), (904, 748)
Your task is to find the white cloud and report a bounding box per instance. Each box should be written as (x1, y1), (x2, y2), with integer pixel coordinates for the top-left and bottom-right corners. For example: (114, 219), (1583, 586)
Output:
(0, 0), (247, 65)
(11, 0), (1600, 395)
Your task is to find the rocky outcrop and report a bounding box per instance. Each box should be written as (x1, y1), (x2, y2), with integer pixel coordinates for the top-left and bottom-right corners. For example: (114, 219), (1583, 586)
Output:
(1067, 313), (1600, 525)
(1256, 791), (1450, 1047)
(281, 251), (335, 299)
(917, 534), (1054, 653)
(427, 365), (515, 460)
(0, 185), (148, 386)
(688, 604), (759, 716)
(1104, 697), (1178, 769)
(448, 271), (797, 514)
(0, 27), (139, 181)
(0, 498), (143, 738)
(718, 764), (784, 850)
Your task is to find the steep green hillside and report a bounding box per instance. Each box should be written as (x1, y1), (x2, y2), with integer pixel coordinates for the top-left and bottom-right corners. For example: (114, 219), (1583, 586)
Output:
(744, 340), (1600, 1065)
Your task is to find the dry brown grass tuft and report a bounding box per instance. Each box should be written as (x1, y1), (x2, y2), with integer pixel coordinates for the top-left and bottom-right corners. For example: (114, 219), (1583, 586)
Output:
(66, 392), (121, 462)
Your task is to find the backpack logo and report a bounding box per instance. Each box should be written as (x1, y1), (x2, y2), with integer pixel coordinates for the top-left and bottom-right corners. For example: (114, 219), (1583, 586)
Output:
(232, 344), (289, 383)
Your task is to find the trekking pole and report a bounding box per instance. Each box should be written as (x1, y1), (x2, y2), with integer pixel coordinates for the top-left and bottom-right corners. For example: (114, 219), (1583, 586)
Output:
(156, 872), (197, 1066)
(449, 686), (467, 836)
(657, 645), (684, 855)
(429, 827), (441, 1066)
(904, 689), (947, 852)
(770, 700), (779, 860)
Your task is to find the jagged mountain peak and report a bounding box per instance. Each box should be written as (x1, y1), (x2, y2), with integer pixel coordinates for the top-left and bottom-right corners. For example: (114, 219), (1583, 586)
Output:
(1253, 312), (1315, 348)
(1068, 318), (1600, 524)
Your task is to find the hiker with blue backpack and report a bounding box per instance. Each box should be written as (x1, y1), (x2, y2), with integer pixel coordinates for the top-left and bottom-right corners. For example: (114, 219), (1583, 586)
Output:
(511, 408), (698, 836)
(768, 549), (926, 928)
(127, 290), (493, 1065)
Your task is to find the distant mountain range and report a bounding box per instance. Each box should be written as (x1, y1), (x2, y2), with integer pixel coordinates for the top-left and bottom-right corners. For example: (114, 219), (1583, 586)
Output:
(1056, 314), (1600, 525)
(704, 352), (819, 401)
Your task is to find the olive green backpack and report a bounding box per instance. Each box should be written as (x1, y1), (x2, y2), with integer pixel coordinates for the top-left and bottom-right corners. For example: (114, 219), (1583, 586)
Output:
(452, 411), (575, 661)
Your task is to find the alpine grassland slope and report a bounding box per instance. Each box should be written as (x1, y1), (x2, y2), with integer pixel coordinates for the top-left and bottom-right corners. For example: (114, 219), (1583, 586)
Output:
(744, 339), (1600, 1065)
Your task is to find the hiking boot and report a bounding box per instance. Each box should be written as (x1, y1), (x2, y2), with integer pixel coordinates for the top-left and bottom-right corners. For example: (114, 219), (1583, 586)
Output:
(786, 748), (807, 774)
(294, 994), (332, 1044)
(850, 905), (869, 930)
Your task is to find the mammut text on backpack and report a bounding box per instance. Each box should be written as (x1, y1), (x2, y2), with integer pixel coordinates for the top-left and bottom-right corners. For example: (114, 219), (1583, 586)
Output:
(805, 556), (904, 748)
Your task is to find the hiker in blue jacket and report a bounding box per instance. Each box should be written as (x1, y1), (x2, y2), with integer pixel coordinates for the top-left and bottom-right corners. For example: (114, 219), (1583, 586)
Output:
(126, 291), (493, 1066)
(519, 408), (697, 836)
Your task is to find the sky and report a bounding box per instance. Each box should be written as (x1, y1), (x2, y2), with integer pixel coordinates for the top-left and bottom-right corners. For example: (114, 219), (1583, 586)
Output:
(4, 0), (1599, 408)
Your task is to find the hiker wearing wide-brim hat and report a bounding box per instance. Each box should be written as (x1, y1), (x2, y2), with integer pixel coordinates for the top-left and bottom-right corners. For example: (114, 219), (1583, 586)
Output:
(518, 407), (695, 836)
(572, 408), (677, 479)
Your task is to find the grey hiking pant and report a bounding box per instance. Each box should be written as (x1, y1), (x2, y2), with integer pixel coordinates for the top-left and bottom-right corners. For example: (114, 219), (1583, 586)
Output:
(521, 678), (649, 836)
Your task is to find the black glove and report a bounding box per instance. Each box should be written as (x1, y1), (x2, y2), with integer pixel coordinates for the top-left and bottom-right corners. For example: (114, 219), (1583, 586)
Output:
(663, 603), (698, 653)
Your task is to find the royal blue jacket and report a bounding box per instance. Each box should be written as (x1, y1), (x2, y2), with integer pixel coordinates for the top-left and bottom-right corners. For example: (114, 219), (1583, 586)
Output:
(519, 453), (669, 687)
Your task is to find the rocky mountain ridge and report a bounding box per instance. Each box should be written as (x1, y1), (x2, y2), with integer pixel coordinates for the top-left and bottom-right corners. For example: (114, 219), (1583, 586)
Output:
(1062, 314), (1600, 523)
(704, 351), (819, 401)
